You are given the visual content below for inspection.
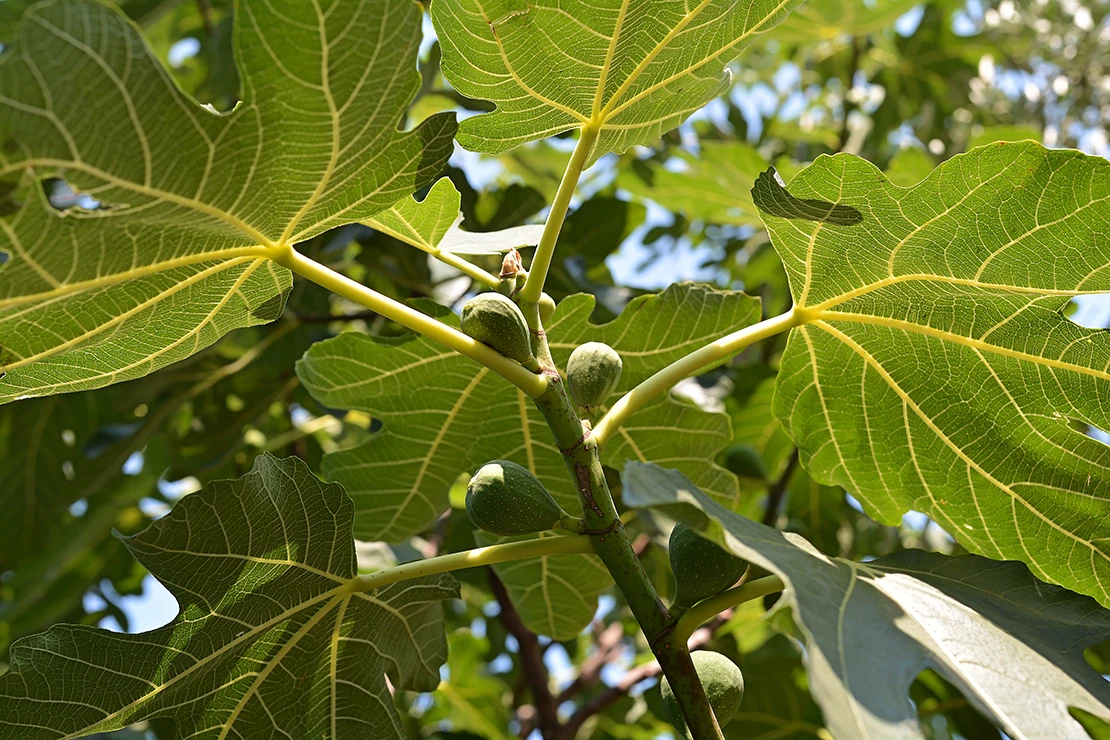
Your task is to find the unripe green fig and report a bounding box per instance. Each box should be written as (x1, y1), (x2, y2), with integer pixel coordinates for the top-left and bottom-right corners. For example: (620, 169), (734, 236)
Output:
(465, 460), (568, 536)
(661, 651), (744, 735)
(566, 342), (622, 412)
(538, 292), (557, 323)
(460, 293), (538, 370)
(723, 444), (767, 482)
(669, 523), (748, 608)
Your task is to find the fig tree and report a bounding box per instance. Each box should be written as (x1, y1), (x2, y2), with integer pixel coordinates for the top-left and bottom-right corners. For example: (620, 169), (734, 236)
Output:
(460, 293), (538, 370)
(566, 341), (622, 412)
(465, 460), (569, 536)
(660, 651), (745, 735)
(669, 523), (747, 608)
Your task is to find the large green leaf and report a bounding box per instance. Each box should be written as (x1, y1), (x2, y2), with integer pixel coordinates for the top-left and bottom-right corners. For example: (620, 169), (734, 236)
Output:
(0, 454), (457, 739)
(430, 0), (802, 158)
(0, 0), (454, 403)
(624, 462), (1110, 740)
(754, 142), (1110, 606)
(298, 283), (759, 541)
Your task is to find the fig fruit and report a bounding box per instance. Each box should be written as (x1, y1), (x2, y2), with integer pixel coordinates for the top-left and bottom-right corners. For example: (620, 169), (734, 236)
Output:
(660, 651), (744, 734)
(465, 460), (568, 536)
(538, 292), (557, 323)
(566, 342), (622, 412)
(669, 523), (747, 608)
(460, 293), (538, 369)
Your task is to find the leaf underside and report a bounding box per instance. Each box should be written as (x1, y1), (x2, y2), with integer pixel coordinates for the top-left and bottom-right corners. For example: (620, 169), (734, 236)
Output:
(624, 462), (1110, 740)
(754, 142), (1110, 607)
(0, 454), (457, 740)
(0, 0), (455, 402)
(431, 0), (802, 159)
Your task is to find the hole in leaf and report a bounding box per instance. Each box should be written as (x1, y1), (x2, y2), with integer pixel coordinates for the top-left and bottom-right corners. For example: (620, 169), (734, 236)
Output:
(911, 669), (1002, 739)
(1066, 295), (1110, 329)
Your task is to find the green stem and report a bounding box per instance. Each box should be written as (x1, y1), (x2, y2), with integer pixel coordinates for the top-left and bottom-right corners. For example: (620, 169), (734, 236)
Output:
(274, 247), (547, 397)
(435, 249), (502, 287)
(593, 309), (799, 446)
(671, 575), (786, 647)
(351, 534), (593, 592)
(518, 126), (599, 304)
(527, 329), (724, 740)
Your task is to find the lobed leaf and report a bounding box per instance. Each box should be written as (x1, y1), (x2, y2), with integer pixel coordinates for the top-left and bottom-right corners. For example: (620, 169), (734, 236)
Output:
(625, 462), (1110, 740)
(0, 0), (455, 402)
(755, 142), (1110, 606)
(298, 284), (757, 636)
(0, 454), (457, 740)
(430, 0), (802, 160)
(475, 531), (610, 640)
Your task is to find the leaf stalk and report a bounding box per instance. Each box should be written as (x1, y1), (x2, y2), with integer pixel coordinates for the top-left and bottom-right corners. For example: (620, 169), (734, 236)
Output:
(274, 248), (548, 397)
(518, 125), (600, 304)
(593, 308), (800, 446)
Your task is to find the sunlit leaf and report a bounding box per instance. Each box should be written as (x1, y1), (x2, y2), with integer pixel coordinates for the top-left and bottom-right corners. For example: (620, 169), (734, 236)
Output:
(0, 0), (454, 402)
(0, 454), (457, 739)
(756, 142), (1110, 606)
(365, 177), (544, 256)
(431, 0), (801, 159)
(625, 462), (1110, 740)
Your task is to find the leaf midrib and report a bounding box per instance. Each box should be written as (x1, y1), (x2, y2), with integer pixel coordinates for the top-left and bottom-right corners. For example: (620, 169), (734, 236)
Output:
(810, 320), (1110, 586)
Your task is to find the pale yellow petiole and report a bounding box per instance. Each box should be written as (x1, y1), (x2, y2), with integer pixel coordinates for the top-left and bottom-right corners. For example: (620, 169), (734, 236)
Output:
(350, 534), (594, 592)
(592, 309), (800, 447)
(272, 247), (548, 397)
(518, 126), (600, 304)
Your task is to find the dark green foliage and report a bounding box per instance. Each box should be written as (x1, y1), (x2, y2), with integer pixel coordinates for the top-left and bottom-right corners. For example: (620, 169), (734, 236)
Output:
(669, 522), (748, 608)
(566, 341), (623, 412)
(465, 460), (567, 536)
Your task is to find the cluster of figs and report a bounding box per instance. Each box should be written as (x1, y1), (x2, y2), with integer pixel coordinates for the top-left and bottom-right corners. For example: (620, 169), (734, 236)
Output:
(459, 288), (747, 735)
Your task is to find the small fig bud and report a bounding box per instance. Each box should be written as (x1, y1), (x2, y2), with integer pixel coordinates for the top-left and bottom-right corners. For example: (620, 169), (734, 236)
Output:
(465, 460), (568, 536)
(460, 293), (538, 370)
(669, 523), (747, 608)
(661, 651), (744, 734)
(566, 342), (622, 412)
(538, 292), (557, 324)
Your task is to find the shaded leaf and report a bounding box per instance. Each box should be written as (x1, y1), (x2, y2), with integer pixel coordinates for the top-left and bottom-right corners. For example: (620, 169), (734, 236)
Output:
(0, 454), (457, 739)
(624, 462), (1110, 740)
(476, 531), (611, 640)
